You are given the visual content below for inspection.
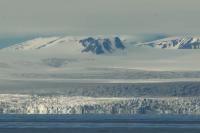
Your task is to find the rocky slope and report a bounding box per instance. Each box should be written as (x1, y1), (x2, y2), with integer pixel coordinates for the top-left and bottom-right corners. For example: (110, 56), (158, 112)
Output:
(140, 36), (200, 49)
(79, 37), (125, 54)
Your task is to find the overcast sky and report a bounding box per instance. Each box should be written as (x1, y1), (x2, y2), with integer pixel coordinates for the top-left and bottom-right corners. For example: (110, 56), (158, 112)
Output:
(0, 0), (200, 36)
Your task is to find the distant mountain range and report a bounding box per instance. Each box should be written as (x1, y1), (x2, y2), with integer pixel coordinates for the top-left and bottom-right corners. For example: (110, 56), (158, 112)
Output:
(3, 36), (200, 55)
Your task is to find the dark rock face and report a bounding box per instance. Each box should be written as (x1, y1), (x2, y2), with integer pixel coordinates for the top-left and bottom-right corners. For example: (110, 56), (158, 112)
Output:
(95, 40), (104, 54)
(179, 39), (200, 49)
(79, 37), (125, 54)
(102, 39), (112, 52)
(114, 37), (125, 49)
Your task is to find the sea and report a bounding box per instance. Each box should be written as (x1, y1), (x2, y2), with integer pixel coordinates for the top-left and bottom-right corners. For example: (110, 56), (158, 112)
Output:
(0, 115), (199, 133)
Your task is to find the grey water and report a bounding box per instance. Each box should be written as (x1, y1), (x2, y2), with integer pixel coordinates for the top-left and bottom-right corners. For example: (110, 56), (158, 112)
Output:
(0, 115), (200, 133)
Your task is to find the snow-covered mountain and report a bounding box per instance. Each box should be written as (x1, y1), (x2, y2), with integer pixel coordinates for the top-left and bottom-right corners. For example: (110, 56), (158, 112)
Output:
(7, 36), (126, 55)
(80, 37), (125, 54)
(139, 36), (200, 49)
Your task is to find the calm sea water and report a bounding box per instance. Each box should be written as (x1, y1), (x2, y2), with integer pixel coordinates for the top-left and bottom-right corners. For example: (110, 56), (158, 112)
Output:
(0, 115), (199, 133)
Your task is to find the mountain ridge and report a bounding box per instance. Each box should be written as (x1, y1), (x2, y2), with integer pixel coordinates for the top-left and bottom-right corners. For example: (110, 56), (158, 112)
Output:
(6, 36), (126, 55)
(139, 36), (200, 49)
(4, 35), (200, 55)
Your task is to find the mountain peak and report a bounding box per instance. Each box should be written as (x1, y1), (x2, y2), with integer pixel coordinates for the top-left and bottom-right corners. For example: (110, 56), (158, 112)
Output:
(79, 37), (125, 54)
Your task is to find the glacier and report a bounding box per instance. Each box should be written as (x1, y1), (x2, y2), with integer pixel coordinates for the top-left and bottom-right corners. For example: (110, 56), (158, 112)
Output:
(0, 94), (200, 115)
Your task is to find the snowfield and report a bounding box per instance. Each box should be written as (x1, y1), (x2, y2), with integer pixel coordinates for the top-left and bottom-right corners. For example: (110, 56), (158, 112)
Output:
(1, 35), (200, 114)
(1, 35), (200, 82)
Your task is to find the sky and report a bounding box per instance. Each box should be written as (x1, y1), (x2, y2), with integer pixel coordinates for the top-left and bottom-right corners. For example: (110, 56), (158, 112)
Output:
(0, 0), (200, 36)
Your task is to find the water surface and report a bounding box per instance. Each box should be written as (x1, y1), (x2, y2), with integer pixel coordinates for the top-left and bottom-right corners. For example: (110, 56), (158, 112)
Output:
(0, 115), (199, 133)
